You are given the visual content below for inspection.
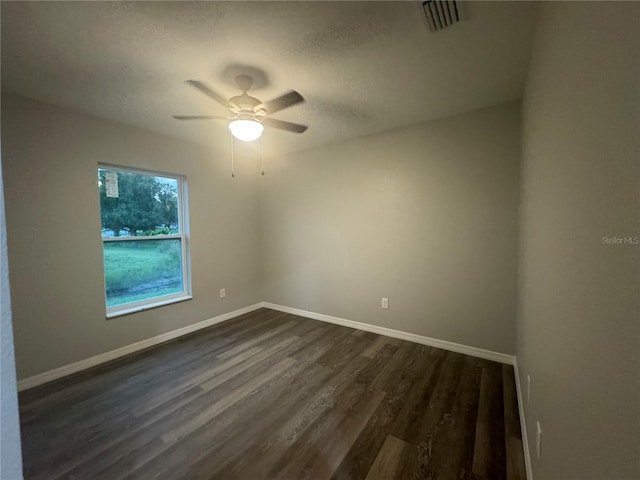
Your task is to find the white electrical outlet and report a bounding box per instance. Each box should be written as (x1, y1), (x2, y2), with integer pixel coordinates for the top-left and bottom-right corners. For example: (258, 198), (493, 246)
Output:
(527, 375), (531, 403)
(220, 288), (226, 298)
(381, 297), (389, 309)
(536, 421), (542, 460)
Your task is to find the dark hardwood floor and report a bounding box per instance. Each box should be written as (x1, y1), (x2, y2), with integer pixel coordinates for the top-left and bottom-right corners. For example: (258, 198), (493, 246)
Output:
(19, 308), (526, 480)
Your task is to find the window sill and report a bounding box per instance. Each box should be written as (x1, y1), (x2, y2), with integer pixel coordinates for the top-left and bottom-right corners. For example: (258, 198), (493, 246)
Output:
(106, 295), (193, 319)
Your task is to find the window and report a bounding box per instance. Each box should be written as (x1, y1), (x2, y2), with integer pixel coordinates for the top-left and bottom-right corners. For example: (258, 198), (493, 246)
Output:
(98, 165), (191, 317)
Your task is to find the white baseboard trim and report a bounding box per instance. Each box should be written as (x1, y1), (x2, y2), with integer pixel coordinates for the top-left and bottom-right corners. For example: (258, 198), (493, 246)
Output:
(513, 359), (533, 480)
(262, 302), (516, 365)
(18, 300), (516, 392)
(17, 303), (263, 392)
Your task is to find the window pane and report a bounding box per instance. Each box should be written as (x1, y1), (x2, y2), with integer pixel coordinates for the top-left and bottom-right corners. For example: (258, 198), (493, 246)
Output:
(103, 239), (183, 307)
(98, 169), (180, 238)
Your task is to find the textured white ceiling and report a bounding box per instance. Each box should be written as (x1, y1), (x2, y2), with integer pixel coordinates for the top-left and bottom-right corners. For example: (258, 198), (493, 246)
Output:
(1, 1), (538, 154)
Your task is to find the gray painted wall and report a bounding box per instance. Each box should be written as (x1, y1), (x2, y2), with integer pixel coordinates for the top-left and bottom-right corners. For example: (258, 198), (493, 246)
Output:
(518, 3), (639, 479)
(1, 94), (263, 379)
(1, 147), (24, 479)
(261, 102), (521, 354)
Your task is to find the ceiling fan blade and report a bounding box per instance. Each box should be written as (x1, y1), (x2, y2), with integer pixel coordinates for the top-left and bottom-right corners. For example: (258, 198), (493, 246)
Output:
(172, 115), (228, 120)
(185, 80), (230, 108)
(258, 90), (304, 114)
(262, 117), (308, 134)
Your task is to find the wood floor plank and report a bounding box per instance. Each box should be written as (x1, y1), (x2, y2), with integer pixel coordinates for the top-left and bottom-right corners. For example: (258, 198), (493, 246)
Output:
(361, 336), (388, 359)
(21, 335), (226, 419)
(393, 354), (478, 480)
(503, 365), (526, 480)
(226, 352), (374, 478)
(63, 434), (163, 480)
(28, 330), (313, 479)
(395, 349), (463, 449)
(268, 388), (387, 480)
(390, 346), (443, 442)
(300, 389), (387, 480)
(367, 340), (421, 393)
(19, 311), (289, 442)
(130, 345), (264, 417)
(472, 366), (495, 478)
(115, 324), (334, 479)
(161, 356), (297, 445)
(129, 318), (320, 419)
(364, 434), (409, 480)
(19, 308), (282, 410)
(216, 319), (298, 359)
(480, 362), (507, 480)
(424, 356), (482, 480)
(127, 349), (334, 480)
(506, 437), (526, 480)
(330, 344), (438, 480)
(19, 309), (526, 480)
(112, 358), (304, 480)
(132, 348), (247, 416)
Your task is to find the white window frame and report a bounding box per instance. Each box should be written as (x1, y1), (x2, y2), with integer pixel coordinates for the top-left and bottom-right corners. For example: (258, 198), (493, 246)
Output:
(99, 164), (192, 318)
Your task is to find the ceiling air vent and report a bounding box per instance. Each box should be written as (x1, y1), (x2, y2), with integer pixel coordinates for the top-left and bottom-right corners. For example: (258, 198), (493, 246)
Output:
(422, 0), (459, 32)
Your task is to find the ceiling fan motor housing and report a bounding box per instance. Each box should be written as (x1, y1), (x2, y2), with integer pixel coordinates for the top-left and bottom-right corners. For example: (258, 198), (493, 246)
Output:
(235, 111), (261, 122)
(229, 93), (261, 114)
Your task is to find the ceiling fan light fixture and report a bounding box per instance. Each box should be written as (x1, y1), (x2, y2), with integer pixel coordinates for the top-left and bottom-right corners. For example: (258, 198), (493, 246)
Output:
(228, 119), (263, 142)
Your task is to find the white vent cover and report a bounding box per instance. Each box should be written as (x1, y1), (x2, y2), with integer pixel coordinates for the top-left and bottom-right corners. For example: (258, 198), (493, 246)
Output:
(422, 0), (460, 32)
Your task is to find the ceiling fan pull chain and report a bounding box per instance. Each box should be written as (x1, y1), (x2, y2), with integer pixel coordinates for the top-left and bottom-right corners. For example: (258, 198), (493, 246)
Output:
(230, 132), (236, 178)
(261, 135), (265, 176)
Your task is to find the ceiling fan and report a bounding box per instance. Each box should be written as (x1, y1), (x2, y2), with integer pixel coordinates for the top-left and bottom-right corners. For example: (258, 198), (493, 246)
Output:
(173, 75), (308, 142)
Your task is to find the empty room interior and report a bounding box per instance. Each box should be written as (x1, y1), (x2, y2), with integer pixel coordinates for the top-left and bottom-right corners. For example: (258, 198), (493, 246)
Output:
(0, 1), (638, 480)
